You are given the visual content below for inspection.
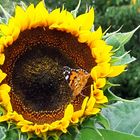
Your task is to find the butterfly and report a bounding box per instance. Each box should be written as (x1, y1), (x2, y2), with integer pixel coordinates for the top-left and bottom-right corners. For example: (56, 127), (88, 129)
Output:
(63, 66), (90, 98)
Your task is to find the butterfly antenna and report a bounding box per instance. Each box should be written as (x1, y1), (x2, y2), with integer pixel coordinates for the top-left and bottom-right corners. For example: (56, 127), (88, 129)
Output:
(79, 92), (86, 98)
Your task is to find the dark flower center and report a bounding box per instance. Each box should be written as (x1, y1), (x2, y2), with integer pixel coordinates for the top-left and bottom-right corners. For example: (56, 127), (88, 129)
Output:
(2, 27), (95, 124)
(12, 45), (73, 112)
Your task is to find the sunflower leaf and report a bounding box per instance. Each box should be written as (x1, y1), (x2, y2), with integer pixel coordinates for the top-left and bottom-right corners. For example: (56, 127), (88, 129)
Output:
(110, 43), (136, 66)
(81, 115), (110, 130)
(0, 126), (6, 140)
(101, 98), (140, 137)
(60, 125), (79, 140)
(74, 127), (140, 140)
(111, 50), (136, 65)
(104, 27), (139, 66)
(103, 26), (123, 39)
(60, 133), (73, 140)
(75, 128), (103, 140)
(105, 25), (140, 48)
(18, 1), (27, 10)
(81, 117), (95, 129)
(4, 129), (19, 140)
(99, 129), (140, 140)
(0, 5), (11, 23)
(71, 0), (81, 18)
(0, 17), (6, 24)
(105, 87), (133, 102)
(95, 114), (110, 129)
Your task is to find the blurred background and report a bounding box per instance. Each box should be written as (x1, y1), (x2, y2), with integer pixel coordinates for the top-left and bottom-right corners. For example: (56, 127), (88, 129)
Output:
(0, 0), (140, 99)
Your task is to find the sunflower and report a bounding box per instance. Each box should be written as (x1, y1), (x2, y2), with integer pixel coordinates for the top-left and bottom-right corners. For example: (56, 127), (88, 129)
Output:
(0, 1), (126, 137)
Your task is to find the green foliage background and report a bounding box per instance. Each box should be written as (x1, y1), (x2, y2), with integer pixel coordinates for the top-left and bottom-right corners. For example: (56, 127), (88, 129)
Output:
(0, 0), (140, 99)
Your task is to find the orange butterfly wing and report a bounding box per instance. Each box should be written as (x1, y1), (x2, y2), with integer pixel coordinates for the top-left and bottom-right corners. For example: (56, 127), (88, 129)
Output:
(63, 66), (90, 98)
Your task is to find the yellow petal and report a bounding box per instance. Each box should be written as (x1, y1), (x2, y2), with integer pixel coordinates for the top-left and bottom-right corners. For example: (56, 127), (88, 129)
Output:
(49, 120), (61, 130)
(93, 89), (108, 104)
(91, 44), (113, 63)
(71, 110), (83, 123)
(71, 97), (88, 123)
(32, 1), (49, 28)
(0, 84), (11, 92)
(58, 10), (74, 25)
(78, 30), (91, 43)
(0, 115), (9, 122)
(21, 125), (33, 133)
(0, 44), (4, 53)
(75, 8), (94, 30)
(0, 53), (5, 65)
(49, 10), (77, 34)
(86, 96), (96, 109)
(108, 65), (127, 77)
(78, 26), (103, 45)
(81, 96), (89, 110)
(34, 124), (42, 135)
(63, 104), (74, 120)
(94, 78), (106, 89)
(0, 24), (10, 36)
(15, 6), (28, 31)
(8, 18), (20, 41)
(17, 119), (33, 126)
(90, 66), (98, 81)
(12, 27), (20, 42)
(26, 4), (35, 29)
(10, 111), (24, 122)
(85, 96), (100, 115)
(96, 96), (108, 104)
(91, 63), (112, 80)
(47, 8), (61, 26)
(90, 39), (106, 49)
(60, 120), (70, 131)
(90, 26), (102, 41)
(40, 124), (49, 133)
(90, 84), (94, 96)
(85, 107), (100, 115)
(0, 69), (6, 83)
(0, 84), (12, 111)
(4, 36), (13, 46)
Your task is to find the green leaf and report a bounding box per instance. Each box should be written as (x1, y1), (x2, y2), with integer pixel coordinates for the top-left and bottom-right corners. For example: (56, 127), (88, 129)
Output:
(4, 129), (19, 140)
(104, 27), (139, 66)
(18, 1), (27, 10)
(60, 133), (73, 140)
(75, 128), (103, 140)
(81, 117), (95, 129)
(105, 87), (133, 102)
(105, 26), (140, 48)
(0, 5), (11, 23)
(81, 115), (110, 130)
(103, 81), (131, 102)
(110, 43), (136, 65)
(101, 98), (140, 136)
(99, 129), (140, 140)
(74, 128), (140, 140)
(95, 114), (110, 129)
(111, 51), (136, 66)
(71, 0), (81, 18)
(0, 126), (6, 140)
(60, 125), (80, 140)
(0, 17), (6, 24)
(103, 26), (123, 40)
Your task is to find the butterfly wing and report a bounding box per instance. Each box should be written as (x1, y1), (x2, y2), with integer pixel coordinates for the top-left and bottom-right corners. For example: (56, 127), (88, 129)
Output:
(63, 66), (90, 97)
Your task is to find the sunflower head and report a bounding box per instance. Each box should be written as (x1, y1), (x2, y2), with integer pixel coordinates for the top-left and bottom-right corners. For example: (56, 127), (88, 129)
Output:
(0, 1), (127, 137)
